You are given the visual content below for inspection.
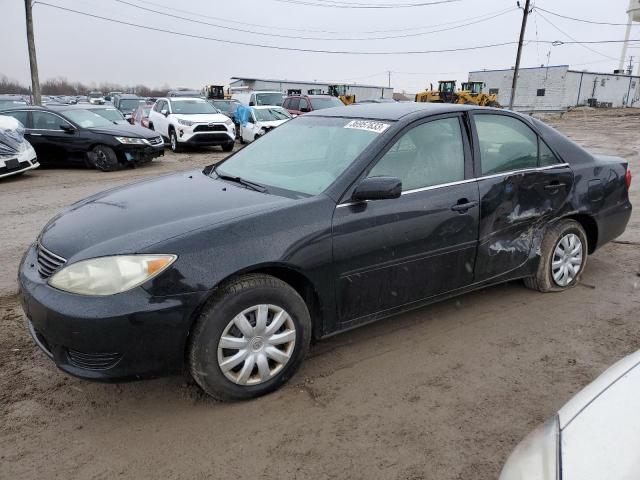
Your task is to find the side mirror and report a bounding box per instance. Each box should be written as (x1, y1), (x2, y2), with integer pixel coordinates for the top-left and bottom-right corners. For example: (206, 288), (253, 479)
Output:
(352, 176), (402, 201)
(249, 101), (255, 106)
(161, 109), (168, 116)
(300, 107), (309, 113)
(60, 124), (75, 133)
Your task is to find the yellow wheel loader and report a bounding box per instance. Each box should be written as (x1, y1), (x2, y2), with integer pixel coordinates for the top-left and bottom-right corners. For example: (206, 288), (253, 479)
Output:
(415, 80), (457, 103)
(329, 85), (356, 105)
(458, 82), (501, 107)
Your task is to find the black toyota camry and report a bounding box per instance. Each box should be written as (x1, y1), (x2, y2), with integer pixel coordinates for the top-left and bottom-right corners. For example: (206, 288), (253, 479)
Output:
(19, 103), (632, 400)
(1, 106), (164, 171)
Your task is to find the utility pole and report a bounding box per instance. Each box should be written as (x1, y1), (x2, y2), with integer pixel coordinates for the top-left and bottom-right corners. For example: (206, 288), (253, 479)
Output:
(508, 0), (531, 110)
(24, 0), (41, 106)
(388, 71), (391, 88)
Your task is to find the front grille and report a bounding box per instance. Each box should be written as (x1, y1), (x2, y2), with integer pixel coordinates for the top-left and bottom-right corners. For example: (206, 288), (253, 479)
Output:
(190, 133), (229, 143)
(148, 136), (163, 146)
(193, 124), (227, 132)
(37, 243), (67, 279)
(0, 160), (30, 175)
(67, 348), (122, 371)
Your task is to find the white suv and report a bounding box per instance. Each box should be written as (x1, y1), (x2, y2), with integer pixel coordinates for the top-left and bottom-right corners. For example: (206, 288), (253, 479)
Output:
(148, 97), (235, 152)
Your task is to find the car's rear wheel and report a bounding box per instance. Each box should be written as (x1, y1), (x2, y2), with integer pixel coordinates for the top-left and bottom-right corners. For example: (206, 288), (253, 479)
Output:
(524, 219), (588, 292)
(188, 274), (311, 401)
(169, 129), (182, 152)
(90, 145), (120, 172)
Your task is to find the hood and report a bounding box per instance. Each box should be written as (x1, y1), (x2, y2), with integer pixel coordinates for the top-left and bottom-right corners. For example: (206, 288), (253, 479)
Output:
(173, 113), (229, 123)
(88, 123), (160, 139)
(257, 120), (288, 128)
(39, 170), (291, 261)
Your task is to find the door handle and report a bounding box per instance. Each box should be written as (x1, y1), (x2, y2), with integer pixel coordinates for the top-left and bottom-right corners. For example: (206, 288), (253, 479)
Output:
(451, 200), (478, 212)
(544, 182), (566, 190)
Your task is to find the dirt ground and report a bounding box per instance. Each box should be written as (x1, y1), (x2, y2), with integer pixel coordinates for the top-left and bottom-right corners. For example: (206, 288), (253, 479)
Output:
(1, 109), (639, 480)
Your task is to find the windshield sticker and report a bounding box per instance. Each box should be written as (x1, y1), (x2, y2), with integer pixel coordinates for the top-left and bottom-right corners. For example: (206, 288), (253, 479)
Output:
(344, 120), (390, 134)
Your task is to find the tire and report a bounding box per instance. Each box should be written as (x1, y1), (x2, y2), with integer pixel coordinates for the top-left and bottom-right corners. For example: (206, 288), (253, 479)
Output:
(90, 145), (120, 172)
(524, 219), (588, 292)
(169, 129), (182, 153)
(222, 142), (234, 152)
(188, 274), (312, 401)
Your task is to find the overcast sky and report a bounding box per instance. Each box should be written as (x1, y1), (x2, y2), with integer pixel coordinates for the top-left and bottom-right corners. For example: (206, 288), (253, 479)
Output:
(2, 0), (639, 93)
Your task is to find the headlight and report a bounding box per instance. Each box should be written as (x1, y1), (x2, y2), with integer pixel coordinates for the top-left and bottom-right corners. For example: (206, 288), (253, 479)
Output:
(177, 119), (194, 126)
(499, 416), (559, 480)
(224, 119), (233, 127)
(114, 136), (147, 145)
(48, 254), (177, 296)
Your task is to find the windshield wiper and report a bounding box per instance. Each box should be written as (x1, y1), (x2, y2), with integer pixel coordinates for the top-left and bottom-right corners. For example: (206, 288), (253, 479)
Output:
(214, 167), (267, 193)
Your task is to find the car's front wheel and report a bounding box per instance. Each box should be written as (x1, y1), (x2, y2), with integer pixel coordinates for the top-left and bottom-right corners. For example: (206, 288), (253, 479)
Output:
(524, 219), (588, 292)
(169, 129), (182, 152)
(90, 145), (120, 172)
(188, 274), (312, 401)
(222, 141), (234, 152)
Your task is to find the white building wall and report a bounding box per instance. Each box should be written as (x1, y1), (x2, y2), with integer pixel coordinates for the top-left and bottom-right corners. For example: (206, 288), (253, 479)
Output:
(565, 71), (640, 107)
(469, 66), (569, 110)
(229, 79), (392, 102)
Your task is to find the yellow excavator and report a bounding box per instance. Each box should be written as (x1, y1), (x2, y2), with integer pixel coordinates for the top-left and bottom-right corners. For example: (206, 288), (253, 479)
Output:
(458, 81), (500, 107)
(329, 85), (356, 105)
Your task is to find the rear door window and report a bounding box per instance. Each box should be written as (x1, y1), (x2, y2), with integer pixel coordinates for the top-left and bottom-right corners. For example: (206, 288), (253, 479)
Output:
(473, 114), (538, 175)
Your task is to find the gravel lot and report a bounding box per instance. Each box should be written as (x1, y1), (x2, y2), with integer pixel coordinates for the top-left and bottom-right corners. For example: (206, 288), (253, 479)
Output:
(1, 109), (639, 480)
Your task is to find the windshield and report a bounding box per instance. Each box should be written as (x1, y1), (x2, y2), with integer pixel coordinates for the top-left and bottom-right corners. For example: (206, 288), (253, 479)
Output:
(310, 97), (344, 110)
(119, 99), (145, 112)
(171, 99), (217, 114)
(255, 93), (283, 106)
(213, 100), (238, 113)
(93, 108), (125, 122)
(214, 116), (386, 196)
(0, 100), (28, 109)
(253, 107), (292, 122)
(88, 92), (102, 98)
(62, 109), (113, 128)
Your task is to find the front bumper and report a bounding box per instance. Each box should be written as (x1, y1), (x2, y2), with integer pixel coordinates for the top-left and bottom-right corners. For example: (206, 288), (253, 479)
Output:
(116, 143), (164, 165)
(18, 243), (207, 381)
(177, 125), (235, 146)
(0, 147), (38, 179)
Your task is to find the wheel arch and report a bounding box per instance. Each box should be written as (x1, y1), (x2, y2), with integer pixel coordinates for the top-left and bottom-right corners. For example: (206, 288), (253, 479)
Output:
(562, 213), (598, 254)
(187, 263), (325, 345)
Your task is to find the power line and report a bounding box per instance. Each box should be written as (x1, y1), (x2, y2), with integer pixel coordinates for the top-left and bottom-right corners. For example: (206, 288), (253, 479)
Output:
(535, 11), (618, 61)
(271, 0), (459, 8)
(535, 6), (638, 27)
(33, 2), (640, 55)
(133, 0), (513, 35)
(113, 0), (516, 41)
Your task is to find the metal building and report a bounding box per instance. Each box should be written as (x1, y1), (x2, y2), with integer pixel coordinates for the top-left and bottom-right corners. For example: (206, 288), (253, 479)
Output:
(469, 65), (640, 111)
(229, 77), (394, 102)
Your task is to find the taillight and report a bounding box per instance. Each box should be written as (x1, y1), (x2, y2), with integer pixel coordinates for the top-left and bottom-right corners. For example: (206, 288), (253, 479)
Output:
(626, 168), (632, 190)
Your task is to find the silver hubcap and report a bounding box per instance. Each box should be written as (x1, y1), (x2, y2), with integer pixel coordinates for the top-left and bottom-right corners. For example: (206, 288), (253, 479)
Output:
(217, 304), (296, 386)
(552, 233), (583, 286)
(170, 134), (176, 150)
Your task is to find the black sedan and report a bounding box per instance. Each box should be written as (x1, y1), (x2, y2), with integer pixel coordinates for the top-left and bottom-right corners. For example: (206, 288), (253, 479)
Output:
(19, 103), (632, 400)
(1, 106), (164, 171)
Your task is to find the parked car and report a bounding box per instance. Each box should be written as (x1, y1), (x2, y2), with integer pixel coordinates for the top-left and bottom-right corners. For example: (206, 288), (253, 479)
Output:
(500, 349), (640, 480)
(51, 104), (128, 125)
(282, 94), (344, 115)
(167, 89), (202, 98)
(113, 94), (146, 122)
(1, 106), (164, 171)
(148, 97), (235, 152)
(18, 103), (632, 400)
(87, 91), (105, 105)
(0, 95), (29, 110)
(0, 115), (38, 179)
(355, 98), (397, 104)
(237, 105), (292, 143)
(131, 104), (152, 128)
(211, 98), (240, 120)
(104, 91), (122, 102)
(232, 90), (284, 107)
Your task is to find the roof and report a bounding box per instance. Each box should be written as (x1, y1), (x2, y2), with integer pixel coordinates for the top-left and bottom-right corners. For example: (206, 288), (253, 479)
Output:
(470, 65), (640, 79)
(306, 102), (475, 120)
(230, 76), (391, 90)
(469, 65), (570, 74)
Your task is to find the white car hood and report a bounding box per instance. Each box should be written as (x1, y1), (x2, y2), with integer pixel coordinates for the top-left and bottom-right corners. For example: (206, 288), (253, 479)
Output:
(256, 119), (288, 128)
(173, 113), (229, 123)
(559, 350), (640, 480)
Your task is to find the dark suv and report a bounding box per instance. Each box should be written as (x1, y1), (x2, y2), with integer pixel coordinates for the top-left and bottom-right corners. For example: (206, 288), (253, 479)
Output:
(282, 94), (344, 115)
